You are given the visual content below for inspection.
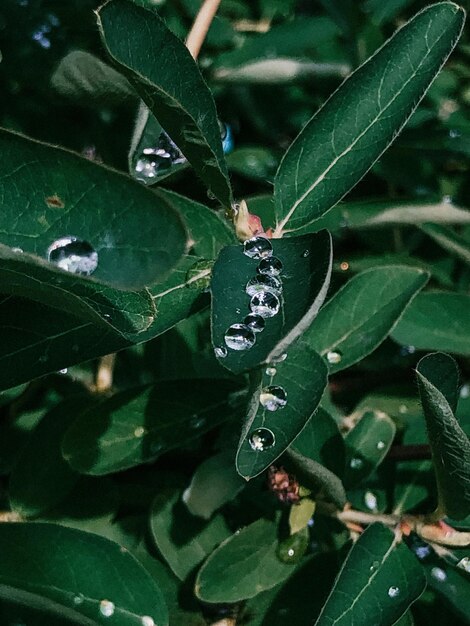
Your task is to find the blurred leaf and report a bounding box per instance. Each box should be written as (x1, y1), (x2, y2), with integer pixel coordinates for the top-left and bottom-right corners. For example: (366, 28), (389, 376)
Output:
(98, 0), (232, 206)
(416, 352), (470, 520)
(227, 147), (278, 181)
(273, 4), (465, 235)
(364, 0), (416, 25)
(423, 558), (470, 623)
(314, 524), (426, 626)
(0, 408), (43, 475)
(391, 292), (470, 355)
(304, 266), (429, 373)
(214, 59), (350, 84)
(420, 223), (470, 266)
(0, 522), (168, 626)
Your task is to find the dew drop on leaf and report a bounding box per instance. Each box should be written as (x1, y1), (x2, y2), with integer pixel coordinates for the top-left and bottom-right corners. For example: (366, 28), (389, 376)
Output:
(460, 384), (470, 399)
(258, 256), (283, 277)
(350, 457), (363, 469)
(377, 440), (386, 450)
(99, 600), (115, 617)
(243, 236), (273, 259)
(249, 428), (275, 451)
(246, 274), (282, 296)
(73, 594), (84, 605)
(364, 490), (378, 511)
(244, 313), (265, 333)
(134, 132), (186, 183)
(224, 324), (256, 350)
(250, 291), (280, 318)
(326, 350), (342, 365)
(141, 617), (155, 626)
(47, 236), (98, 276)
(265, 366), (277, 377)
(11, 247), (23, 253)
(431, 567), (447, 582)
(277, 531), (309, 563)
(301, 249), (310, 258)
(260, 385), (287, 411)
(134, 427), (145, 438)
(457, 557), (470, 572)
(388, 586), (400, 598)
(214, 346), (228, 358)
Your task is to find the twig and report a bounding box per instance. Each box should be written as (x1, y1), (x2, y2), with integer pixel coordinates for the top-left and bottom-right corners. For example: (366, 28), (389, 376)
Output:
(186, 0), (222, 60)
(95, 353), (116, 393)
(233, 18), (271, 33)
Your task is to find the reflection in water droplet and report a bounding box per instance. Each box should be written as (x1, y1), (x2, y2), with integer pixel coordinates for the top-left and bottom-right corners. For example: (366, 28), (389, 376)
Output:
(260, 385), (287, 411)
(141, 617), (155, 626)
(326, 350), (342, 365)
(350, 457), (363, 470)
(47, 236), (98, 276)
(135, 132), (186, 183)
(265, 367), (277, 377)
(246, 274), (282, 296)
(301, 250), (310, 258)
(214, 346), (228, 358)
(388, 586), (400, 598)
(244, 313), (265, 333)
(249, 428), (275, 451)
(250, 291), (280, 318)
(73, 594), (84, 605)
(243, 236), (273, 259)
(99, 600), (115, 617)
(224, 324), (256, 351)
(377, 441), (386, 450)
(364, 490), (378, 511)
(457, 557), (470, 572)
(134, 427), (145, 438)
(431, 567), (447, 582)
(258, 256), (283, 277)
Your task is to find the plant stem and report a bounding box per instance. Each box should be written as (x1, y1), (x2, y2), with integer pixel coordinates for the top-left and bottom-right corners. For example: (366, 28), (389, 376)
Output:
(95, 353), (116, 392)
(186, 0), (222, 60)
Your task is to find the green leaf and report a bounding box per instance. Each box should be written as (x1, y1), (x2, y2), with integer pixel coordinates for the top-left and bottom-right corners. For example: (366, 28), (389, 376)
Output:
(195, 519), (296, 603)
(314, 524), (426, 626)
(0, 522), (168, 626)
(226, 147), (278, 182)
(343, 410), (396, 488)
(0, 408), (43, 475)
(416, 352), (470, 520)
(391, 291), (470, 355)
(236, 341), (328, 480)
(0, 128), (187, 290)
(97, 0), (232, 206)
(304, 266), (429, 373)
(211, 231), (332, 375)
(150, 491), (231, 581)
(420, 222), (470, 266)
(62, 381), (243, 475)
(273, 3), (465, 235)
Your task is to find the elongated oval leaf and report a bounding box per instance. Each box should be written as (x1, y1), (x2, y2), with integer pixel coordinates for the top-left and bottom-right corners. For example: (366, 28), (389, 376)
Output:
(315, 524), (426, 626)
(416, 352), (470, 520)
(97, 0), (232, 206)
(0, 522), (168, 626)
(304, 266), (429, 373)
(273, 3), (465, 235)
(0, 128), (187, 290)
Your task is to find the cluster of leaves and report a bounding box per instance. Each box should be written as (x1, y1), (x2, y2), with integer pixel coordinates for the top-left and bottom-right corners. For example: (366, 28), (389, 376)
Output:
(0, 0), (470, 625)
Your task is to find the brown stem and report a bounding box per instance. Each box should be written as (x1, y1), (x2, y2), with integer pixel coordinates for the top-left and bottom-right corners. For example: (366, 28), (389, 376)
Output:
(185, 0), (222, 60)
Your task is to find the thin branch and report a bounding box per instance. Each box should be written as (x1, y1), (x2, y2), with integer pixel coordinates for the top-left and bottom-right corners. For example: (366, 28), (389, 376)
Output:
(186, 0), (222, 60)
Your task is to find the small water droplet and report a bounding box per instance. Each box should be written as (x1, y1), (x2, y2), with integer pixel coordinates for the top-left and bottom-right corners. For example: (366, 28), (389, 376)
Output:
(400, 345), (416, 356)
(460, 384), (470, 399)
(265, 366), (277, 377)
(350, 457), (363, 470)
(364, 490), (378, 511)
(369, 560), (380, 572)
(442, 195), (453, 204)
(301, 250), (310, 258)
(224, 324), (256, 351)
(47, 236), (98, 276)
(377, 440), (386, 450)
(244, 313), (265, 333)
(246, 274), (282, 296)
(249, 427), (275, 451)
(190, 414), (205, 429)
(58, 368), (68, 375)
(260, 385), (287, 411)
(288, 548), (294, 556)
(388, 586), (400, 598)
(11, 247), (23, 253)
(399, 404), (408, 414)
(235, 307), (241, 314)
(250, 291), (280, 318)
(134, 427), (145, 438)
(457, 556), (470, 572)
(431, 566), (447, 582)
(414, 544), (432, 560)
(99, 600), (115, 617)
(326, 350), (342, 365)
(258, 256), (283, 277)
(277, 531), (309, 563)
(449, 129), (460, 138)
(214, 346), (228, 358)
(73, 593), (84, 605)
(340, 261), (349, 271)
(141, 617), (155, 626)
(243, 236), (273, 260)
(272, 352), (287, 363)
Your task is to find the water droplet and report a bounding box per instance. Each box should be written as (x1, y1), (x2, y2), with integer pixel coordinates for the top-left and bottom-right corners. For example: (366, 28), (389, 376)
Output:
(364, 490), (378, 511)
(431, 566), (447, 582)
(134, 427), (145, 438)
(277, 531), (309, 563)
(260, 386), (287, 411)
(249, 428), (275, 451)
(250, 291), (280, 318)
(449, 129), (460, 138)
(399, 404), (408, 414)
(400, 345), (416, 356)
(214, 346), (228, 358)
(134, 132), (186, 183)
(350, 457), (363, 470)
(246, 274), (282, 296)
(377, 440), (386, 450)
(235, 307), (241, 314)
(258, 256), (283, 277)
(326, 350), (342, 365)
(340, 261), (349, 271)
(388, 586), (400, 598)
(47, 236), (98, 276)
(369, 560), (380, 572)
(460, 384), (470, 399)
(219, 121), (234, 154)
(457, 556), (470, 572)
(272, 352), (287, 363)
(99, 600), (115, 617)
(442, 195), (453, 204)
(243, 236), (273, 260)
(414, 544), (431, 560)
(224, 324), (256, 351)
(301, 250), (310, 258)
(265, 366), (277, 377)
(141, 617), (155, 626)
(244, 313), (265, 333)
(190, 415), (205, 429)
(73, 593), (84, 605)
(58, 368), (68, 375)
(11, 247), (23, 253)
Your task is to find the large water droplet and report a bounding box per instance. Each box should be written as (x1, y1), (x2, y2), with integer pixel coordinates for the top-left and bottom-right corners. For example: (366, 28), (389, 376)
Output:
(260, 385), (287, 411)
(243, 236), (273, 259)
(431, 566), (447, 582)
(350, 457), (363, 470)
(141, 617), (155, 626)
(134, 132), (186, 183)
(364, 490), (378, 511)
(244, 313), (265, 333)
(388, 586), (400, 598)
(47, 236), (98, 276)
(249, 428), (275, 451)
(246, 274), (282, 296)
(457, 556), (470, 572)
(250, 291), (280, 318)
(214, 346), (228, 358)
(258, 256), (283, 277)
(326, 350), (342, 365)
(99, 600), (115, 617)
(224, 324), (256, 351)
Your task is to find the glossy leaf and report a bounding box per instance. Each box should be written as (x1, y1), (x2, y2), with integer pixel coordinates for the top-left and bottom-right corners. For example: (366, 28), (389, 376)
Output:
(416, 352), (470, 520)
(315, 524), (426, 626)
(211, 231), (332, 375)
(0, 128), (187, 289)
(97, 0), (232, 206)
(195, 519), (296, 603)
(391, 292), (470, 355)
(273, 3), (465, 235)
(304, 266), (429, 373)
(0, 522), (168, 626)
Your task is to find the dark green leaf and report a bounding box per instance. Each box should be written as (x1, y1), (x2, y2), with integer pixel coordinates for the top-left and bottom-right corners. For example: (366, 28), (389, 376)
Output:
(314, 524), (426, 626)
(273, 3), (465, 235)
(226, 147), (278, 181)
(420, 223), (470, 266)
(416, 352), (470, 520)
(304, 266), (429, 373)
(97, 0), (232, 206)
